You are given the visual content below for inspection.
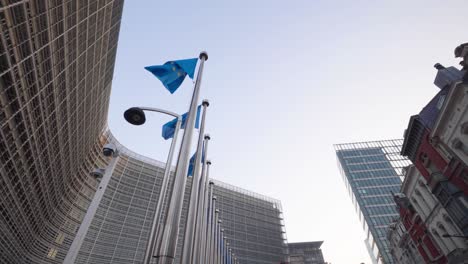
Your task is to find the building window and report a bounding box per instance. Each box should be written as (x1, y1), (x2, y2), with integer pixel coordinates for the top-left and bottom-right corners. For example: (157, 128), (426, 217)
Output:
(460, 122), (468, 135)
(55, 232), (65, 245)
(420, 153), (431, 168)
(451, 138), (468, 155)
(47, 248), (58, 259)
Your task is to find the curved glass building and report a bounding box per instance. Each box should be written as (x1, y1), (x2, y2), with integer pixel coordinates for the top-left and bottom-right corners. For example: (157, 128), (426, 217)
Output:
(0, 1), (288, 263)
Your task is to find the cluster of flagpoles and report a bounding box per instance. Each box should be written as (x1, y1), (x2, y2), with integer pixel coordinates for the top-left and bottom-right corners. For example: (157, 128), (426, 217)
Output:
(124, 52), (241, 264)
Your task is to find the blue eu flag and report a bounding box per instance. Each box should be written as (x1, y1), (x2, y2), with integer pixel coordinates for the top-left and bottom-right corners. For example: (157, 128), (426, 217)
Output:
(161, 105), (201, 140)
(187, 143), (205, 177)
(145, 58), (198, 94)
(187, 152), (196, 177)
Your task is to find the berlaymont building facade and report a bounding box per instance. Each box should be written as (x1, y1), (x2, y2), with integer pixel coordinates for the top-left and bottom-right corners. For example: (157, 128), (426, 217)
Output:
(0, 1), (295, 264)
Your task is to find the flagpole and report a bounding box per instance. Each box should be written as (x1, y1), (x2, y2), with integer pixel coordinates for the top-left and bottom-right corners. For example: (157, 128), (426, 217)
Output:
(226, 242), (230, 264)
(215, 218), (222, 264)
(213, 208), (220, 264)
(194, 135), (211, 263)
(143, 117), (181, 264)
(200, 161), (213, 262)
(220, 228), (225, 264)
(181, 100), (209, 263)
(156, 51), (208, 264)
(223, 236), (227, 264)
(209, 197), (217, 264)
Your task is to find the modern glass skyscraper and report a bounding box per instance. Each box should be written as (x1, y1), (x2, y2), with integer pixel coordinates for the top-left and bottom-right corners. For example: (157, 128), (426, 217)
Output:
(334, 140), (411, 264)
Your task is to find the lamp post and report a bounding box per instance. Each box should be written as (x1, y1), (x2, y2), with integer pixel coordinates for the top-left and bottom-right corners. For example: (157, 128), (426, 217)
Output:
(64, 144), (119, 264)
(123, 106), (181, 264)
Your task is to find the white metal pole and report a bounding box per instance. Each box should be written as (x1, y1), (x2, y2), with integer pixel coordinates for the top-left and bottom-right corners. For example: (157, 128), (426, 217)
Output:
(223, 237), (227, 264)
(217, 220), (222, 264)
(219, 228), (224, 264)
(144, 117), (182, 263)
(156, 52), (208, 264)
(181, 101), (209, 263)
(64, 153), (119, 263)
(213, 208), (220, 264)
(204, 180), (214, 262)
(209, 198), (217, 264)
(194, 134), (211, 263)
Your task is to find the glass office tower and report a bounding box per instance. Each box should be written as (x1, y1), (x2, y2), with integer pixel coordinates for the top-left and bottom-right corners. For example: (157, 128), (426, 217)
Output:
(334, 140), (411, 264)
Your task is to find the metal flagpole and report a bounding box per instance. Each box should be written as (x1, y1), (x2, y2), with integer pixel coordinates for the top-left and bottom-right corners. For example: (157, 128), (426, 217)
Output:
(213, 208), (220, 264)
(220, 229), (225, 264)
(225, 242), (230, 264)
(223, 237), (227, 264)
(194, 135), (211, 263)
(204, 179), (214, 262)
(156, 51), (208, 264)
(229, 248), (233, 264)
(181, 100), (209, 263)
(143, 117), (181, 264)
(199, 161), (212, 263)
(209, 197), (217, 264)
(217, 220), (223, 264)
(64, 151), (119, 263)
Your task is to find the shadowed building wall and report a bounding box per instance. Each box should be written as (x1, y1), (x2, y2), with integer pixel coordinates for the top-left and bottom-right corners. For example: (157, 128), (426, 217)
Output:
(0, 0), (123, 263)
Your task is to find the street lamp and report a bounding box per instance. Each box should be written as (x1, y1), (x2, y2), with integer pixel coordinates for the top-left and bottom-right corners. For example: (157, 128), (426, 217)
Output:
(64, 144), (119, 263)
(123, 107), (146, 125)
(124, 106), (181, 264)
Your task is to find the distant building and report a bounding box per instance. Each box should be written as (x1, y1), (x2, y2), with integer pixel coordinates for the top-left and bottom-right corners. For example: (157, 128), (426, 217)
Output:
(288, 241), (325, 264)
(335, 140), (412, 264)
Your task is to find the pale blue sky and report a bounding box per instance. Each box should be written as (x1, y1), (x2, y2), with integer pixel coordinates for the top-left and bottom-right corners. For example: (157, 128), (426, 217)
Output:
(108, 1), (468, 263)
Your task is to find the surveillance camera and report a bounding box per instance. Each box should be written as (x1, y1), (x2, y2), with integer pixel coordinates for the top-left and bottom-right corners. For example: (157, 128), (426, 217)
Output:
(103, 143), (117, 157)
(90, 168), (105, 179)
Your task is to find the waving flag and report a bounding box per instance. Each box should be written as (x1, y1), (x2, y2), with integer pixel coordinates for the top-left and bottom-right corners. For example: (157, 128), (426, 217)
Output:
(187, 142), (206, 177)
(145, 58), (198, 94)
(162, 105), (201, 140)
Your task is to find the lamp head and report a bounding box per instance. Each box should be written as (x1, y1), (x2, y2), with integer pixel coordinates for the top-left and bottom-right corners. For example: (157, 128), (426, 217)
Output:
(124, 107), (146, 125)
